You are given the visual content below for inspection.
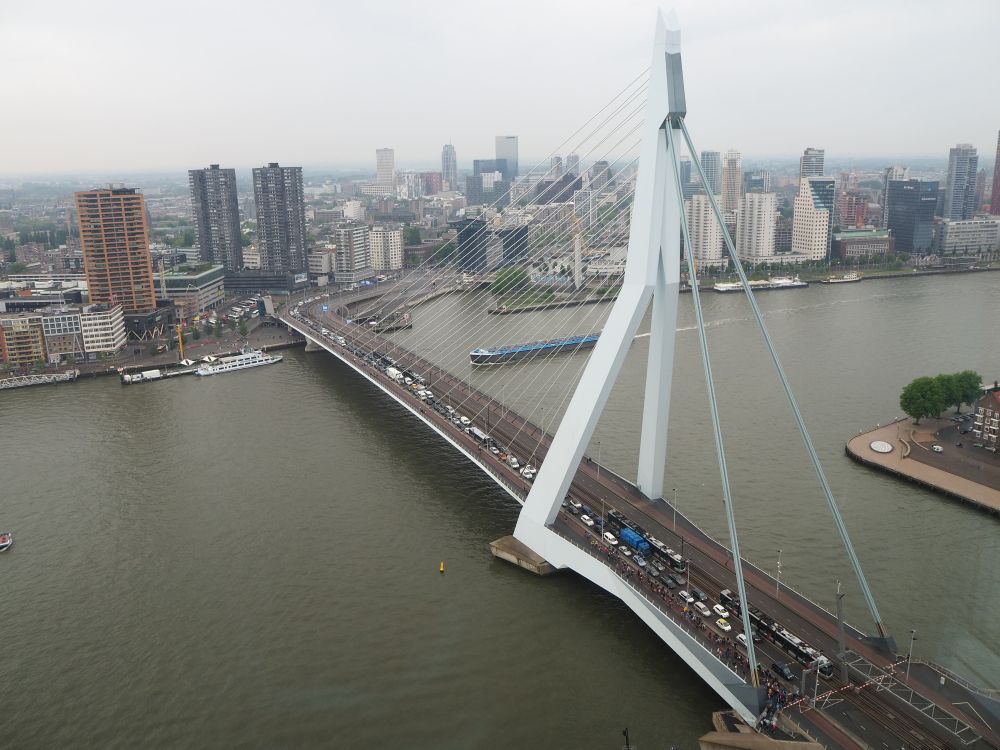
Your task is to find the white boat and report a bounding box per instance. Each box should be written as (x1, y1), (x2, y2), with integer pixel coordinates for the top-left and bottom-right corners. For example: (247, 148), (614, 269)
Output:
(714, 276), (808, 292)
(0, 531), (12, 552)
(195, 346), (282, 376)
(821, 272), (862, 284)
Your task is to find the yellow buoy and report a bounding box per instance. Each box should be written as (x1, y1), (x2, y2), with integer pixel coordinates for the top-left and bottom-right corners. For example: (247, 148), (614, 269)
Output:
(439, 561), (445, 574)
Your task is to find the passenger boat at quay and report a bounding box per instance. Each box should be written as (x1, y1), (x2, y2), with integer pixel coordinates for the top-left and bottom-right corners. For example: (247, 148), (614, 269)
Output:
(713, 276), (808, 293)
(470, 333), (600, 365)
(821, 272), (862, 284)
(195, 346), (282, 376)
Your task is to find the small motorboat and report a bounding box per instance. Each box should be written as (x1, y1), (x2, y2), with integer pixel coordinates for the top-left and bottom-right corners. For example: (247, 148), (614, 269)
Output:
(0, 531), (12, 552)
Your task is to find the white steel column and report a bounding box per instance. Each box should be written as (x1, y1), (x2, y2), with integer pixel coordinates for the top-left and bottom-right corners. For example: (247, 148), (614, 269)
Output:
(515, 10), (680, 535)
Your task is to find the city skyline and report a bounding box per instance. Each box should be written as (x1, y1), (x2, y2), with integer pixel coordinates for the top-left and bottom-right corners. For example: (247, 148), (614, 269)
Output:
(3, 1), (1000, 175)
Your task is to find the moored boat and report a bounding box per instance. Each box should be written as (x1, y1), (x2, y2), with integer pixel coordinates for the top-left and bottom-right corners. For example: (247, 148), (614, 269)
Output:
(195, 346), (282, 376)
(0, 531), (12, 552)
(821, 272), (862, 284)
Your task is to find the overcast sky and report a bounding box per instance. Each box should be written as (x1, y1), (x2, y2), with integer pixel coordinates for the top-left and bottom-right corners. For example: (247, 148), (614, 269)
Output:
(2, 0), (998, 176)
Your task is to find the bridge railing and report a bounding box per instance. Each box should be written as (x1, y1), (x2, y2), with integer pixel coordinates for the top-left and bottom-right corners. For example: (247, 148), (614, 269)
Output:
(547, 523), (751, 685)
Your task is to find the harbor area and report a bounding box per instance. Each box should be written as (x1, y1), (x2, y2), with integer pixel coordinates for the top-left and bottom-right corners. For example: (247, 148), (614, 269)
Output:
(846, 417), (1000, 515)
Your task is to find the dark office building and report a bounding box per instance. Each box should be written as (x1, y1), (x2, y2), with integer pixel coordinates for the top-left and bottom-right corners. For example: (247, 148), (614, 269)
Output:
(473, 159), (509, 177)
(252, 163), (307, 274)
(534, 174), (583, 205)
(498, 226), (529, 265)
(885, 180), (939, 253)
(451, 218), (490, 272)
(189, 164), (243, 271)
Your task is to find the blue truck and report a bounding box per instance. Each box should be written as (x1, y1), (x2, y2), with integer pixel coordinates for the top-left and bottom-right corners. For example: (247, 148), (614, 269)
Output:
(618, 527), (651, 555)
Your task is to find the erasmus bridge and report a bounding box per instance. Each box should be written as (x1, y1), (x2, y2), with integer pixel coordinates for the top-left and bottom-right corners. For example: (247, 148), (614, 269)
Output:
(280, 12), (1000, 748)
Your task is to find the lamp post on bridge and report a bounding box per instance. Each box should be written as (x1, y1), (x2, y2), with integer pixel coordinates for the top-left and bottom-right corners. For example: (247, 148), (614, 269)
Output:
(596, 440), (602, 477)
(672, 487), (678, 531)
(906, 629), (917, 682)
(776, 549), (783, 599)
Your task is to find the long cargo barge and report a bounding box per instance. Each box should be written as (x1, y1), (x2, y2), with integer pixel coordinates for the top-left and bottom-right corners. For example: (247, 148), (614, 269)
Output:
(470, 333), (600, 365)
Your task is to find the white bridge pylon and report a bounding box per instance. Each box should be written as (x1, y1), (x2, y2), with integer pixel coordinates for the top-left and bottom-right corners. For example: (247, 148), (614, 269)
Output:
(512, 11), (765, 721)
(514, 10), (682, 533)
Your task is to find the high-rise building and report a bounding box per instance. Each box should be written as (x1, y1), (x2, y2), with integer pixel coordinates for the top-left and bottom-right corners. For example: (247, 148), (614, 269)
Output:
(881, 166), (909, 227)
(75, 187), (156, 314)
(550, 156), (563, 178)
(441, 144), (458, 191)
(944, 143), (978, 220)
(589, 161), (611, 191)
(252, 163), (307, 273)
(376, 148), (396, 188)
(573, 190), (594, 228)
(565, 154), (580, 177)
(743, 170), (773, 194)
(885, 179), (938, 253)
(698, 151), (722, 196)
(333, 222), (373, 283)
(720, 150), (743, 212)
(991, 131), (1000, 215)
(368, 226), (403, 271)
(189, 164), (243, 271)
(684, 194), (724, 267)
(792, 178), (835, 261)
(495, 136), (518, 180)
(800, 147), (825, 179)
(736, 192), (777, 261)
(420, 171), (443, 195)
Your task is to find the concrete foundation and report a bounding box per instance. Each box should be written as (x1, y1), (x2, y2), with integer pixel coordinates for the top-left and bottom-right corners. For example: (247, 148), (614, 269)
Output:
(489, 535), (557, 576)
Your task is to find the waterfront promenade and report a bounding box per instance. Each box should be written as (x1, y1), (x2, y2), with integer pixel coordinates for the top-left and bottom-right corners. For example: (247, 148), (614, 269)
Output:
(846, 419), (1000, 515)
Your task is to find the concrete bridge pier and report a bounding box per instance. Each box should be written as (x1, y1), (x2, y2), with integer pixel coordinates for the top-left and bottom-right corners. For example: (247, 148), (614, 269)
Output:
(304, 338), (324, 352)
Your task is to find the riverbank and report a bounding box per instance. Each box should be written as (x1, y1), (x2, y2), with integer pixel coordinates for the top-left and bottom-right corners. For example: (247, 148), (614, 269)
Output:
(845, 418), (1000, 516)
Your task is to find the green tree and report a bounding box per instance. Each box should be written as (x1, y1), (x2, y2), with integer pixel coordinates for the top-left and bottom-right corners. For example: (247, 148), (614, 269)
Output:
(237, 319), (248, 337)
(491, 266), (531, 298)
(899, 376), (947, 424)
(7, 261), (28, 274)
(214, 321), (223, 337)
(935, 373), (961, 413)
(954, 370), (983, 411)
(191, 328), (201, 341)
(403, 226), (421, 245)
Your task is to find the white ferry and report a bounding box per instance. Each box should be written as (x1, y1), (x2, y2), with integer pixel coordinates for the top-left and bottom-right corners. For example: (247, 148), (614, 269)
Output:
(713, 276), (808, 293)
(195, 346), (282, 376)
(821, 272), (862, 284)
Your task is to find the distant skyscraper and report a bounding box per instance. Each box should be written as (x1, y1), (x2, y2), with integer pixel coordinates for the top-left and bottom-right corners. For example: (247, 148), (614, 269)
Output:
(589, 161), (611, 191)
(679, 157), (697, 199)
(550, 156), (563, 178)
(800, 147), (825, 179)
(720, 149), (742, 213)
(441, 144), (458, 191)
(495, 136), (518, 180)
(252, 163), (307, 273)
(684, 194), (724, 267)
(743, 170), (773, 194)
(736, 192), (777, 261)
(75, 187), (155, 314)
(189, 164), (242, 271)
(886, 179), (938, 253)
(699, 151), (722, 196)
(565, 154), (580, 177)
(881, 166), (909, 227)
(991, 131), (1000, 215)
(792, 177), (835, 261)
(944, 143), (978, 220)
(376, 148), (396, 188)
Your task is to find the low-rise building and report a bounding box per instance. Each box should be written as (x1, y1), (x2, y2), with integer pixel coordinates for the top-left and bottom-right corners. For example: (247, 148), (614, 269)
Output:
(34, 304), (127, 362)
(972, 389), (1000, 450)
(832, 228), (895, 259)
(152, 264), (226, 320)
(308, 248), (337, 276)
(0, 312), (46, 367)
(80, 304), (127, 357)
(933, 218), (1000, 257)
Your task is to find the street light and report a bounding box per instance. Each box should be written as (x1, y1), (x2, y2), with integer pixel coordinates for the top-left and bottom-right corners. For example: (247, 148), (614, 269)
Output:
(672, 487), (678, 531)
(776, 549), (783, 598)
(906, 629), (917, 682)
(596, 440), (602, 476)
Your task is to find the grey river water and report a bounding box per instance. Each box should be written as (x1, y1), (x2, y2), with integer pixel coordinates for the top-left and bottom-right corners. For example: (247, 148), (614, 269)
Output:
(2, 272), (999, 748)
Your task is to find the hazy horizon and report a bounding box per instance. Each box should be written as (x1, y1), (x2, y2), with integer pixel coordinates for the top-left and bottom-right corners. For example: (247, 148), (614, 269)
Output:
(3, 0), (999, 177)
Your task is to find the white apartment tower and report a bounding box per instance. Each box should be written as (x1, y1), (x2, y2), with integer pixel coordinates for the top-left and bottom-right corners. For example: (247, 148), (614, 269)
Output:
(720, 149), (742, 213)
(685, 194), (724, 267)
(376, 148), (396, 188)
(792, 178), (831, 261)
(368, 227), (403, 271)
(736, 192), (777, 261)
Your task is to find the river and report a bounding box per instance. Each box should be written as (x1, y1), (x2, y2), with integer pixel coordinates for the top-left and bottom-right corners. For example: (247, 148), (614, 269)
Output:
(2, 271), (998, 748)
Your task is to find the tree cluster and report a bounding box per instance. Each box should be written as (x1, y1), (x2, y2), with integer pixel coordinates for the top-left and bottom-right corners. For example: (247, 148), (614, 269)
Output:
(899, 370), (981, 423)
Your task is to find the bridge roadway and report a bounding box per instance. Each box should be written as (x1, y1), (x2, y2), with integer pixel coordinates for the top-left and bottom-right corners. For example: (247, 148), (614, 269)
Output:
(283, 295), (1000, 749)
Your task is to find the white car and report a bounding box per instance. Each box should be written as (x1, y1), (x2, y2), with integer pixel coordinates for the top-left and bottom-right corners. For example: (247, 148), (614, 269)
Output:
(620, 547), (632, 558)
(602, 532), (618, 546)
(713, 604), (729, 618)
(736, 633), (748, 648)
(580, 514), (595, 528)
(568, 498), (583, 510)
(693, 601), (712, 618)
(716, 618), (732, 633)
(678, 590), (695, 605)
(932, 445), (943, 453)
